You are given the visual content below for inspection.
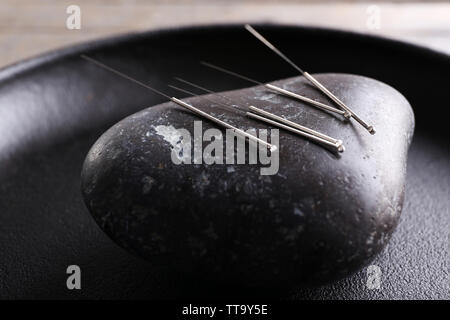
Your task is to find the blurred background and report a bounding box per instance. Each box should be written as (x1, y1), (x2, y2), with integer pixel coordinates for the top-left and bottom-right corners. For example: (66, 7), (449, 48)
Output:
(1, 0), (449, 68)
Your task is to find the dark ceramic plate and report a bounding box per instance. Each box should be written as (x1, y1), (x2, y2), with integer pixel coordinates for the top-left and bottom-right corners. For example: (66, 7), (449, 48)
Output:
(0, 24), (448, 299)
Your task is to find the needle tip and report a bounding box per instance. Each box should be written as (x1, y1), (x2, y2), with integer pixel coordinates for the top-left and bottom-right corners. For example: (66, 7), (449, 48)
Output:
(368, 126), (376, 135)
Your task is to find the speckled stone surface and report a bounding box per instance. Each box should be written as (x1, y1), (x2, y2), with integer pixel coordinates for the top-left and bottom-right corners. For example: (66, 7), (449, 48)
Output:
(81, 73), (415, 287)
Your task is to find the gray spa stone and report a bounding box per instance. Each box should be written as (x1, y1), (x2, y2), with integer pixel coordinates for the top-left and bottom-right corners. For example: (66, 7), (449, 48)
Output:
(81, 73), (415, 287)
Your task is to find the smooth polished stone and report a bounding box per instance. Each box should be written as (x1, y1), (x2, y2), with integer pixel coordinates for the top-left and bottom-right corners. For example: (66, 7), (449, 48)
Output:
(81, 73), (415, 287)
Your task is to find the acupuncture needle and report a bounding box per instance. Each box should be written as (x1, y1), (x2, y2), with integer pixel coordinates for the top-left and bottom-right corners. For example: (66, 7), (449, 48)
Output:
(80, 55), (276, 152)
(247, 112), (343, 152)
(200, 61), (345, 117)
(244, 24), (375, 134)
(173, 77), (344, 153)
(168, 84), (247, 114)
(175, 77), (343, 145)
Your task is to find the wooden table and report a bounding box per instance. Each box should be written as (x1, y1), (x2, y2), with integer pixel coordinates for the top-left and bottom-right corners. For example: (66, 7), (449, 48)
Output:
(1, 0), (449, 68)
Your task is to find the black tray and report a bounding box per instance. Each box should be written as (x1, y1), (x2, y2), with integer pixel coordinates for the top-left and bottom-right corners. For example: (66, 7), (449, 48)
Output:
(0, 24), (448, 299)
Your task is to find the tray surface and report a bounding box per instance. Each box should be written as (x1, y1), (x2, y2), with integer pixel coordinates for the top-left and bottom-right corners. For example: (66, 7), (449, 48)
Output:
(0, 24), (448, 299)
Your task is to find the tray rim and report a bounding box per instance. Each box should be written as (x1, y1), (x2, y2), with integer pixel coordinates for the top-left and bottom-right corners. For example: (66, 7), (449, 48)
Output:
(0, 22), (449, 84)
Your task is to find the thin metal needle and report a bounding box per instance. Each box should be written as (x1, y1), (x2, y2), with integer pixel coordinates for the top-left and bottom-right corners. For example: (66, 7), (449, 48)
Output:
(172, 97), (276, 152)
(81, 55), (275, 151)
(244, 24), (376, 134)
(80, 54), (172, 99)
(248, 106), (344, 149)
(174, 77), (247, 112)
(245, 24), (304, 74)
(168, 84), (246, 113)
(201, 61), (345, 116)
(247, 112), (344, 153)
(174, 77), (344, 152)
(264, 83), (345, 116)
